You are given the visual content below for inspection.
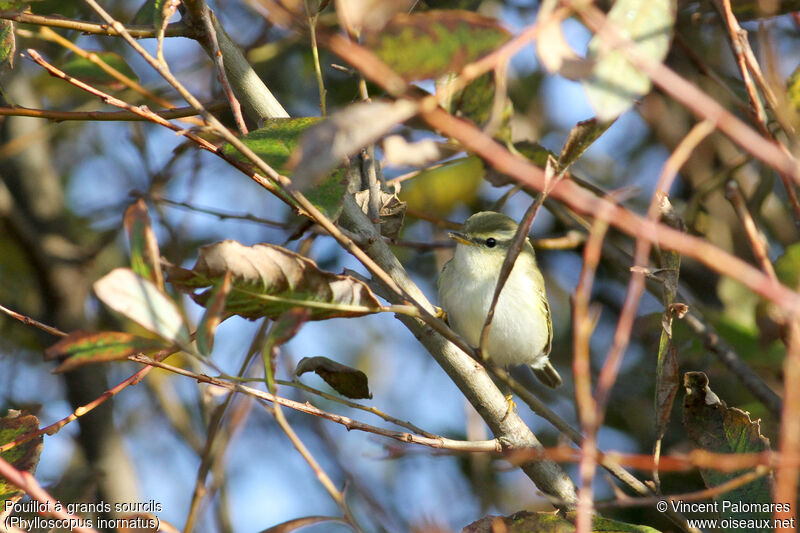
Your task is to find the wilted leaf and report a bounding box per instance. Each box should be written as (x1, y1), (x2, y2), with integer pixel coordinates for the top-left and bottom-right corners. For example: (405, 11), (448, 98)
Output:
(289, 100), (418, 190)
(0, 411), (43, 505)
(353, 189), (406, 239)
(558, 118), (612, 171)
(364, 10), (510, 82)
(463, 510), (660, 533)
(44, 330), (167, 373)
(334, 0), (413, 34)
(296, 356), (371, 399)
(60, 51), (138, 87)
(0, 20), (14, 74)
(124, 199), (164, 290)
(583, 0), (676, 121)
(196, 271), (232, 357)
(166, 240), (383, 321)
(94, 268), (191, 346)
(682, 372), (773, 523)
(382, 136), (446, 167)
(400, 156), (484, 215)
(535, 4), (592, 80)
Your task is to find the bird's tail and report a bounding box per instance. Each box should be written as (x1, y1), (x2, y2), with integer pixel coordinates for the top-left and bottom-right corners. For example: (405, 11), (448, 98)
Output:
(531, 361), (562, 388)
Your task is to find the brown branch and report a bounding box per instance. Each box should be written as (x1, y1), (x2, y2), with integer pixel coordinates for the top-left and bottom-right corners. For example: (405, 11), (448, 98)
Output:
(128, 354), (501, 453)
(0, 103), (225, 122)
(323, 32), (800, 315)
(0, 458), (100, 533)
(0, 10), (194, 38)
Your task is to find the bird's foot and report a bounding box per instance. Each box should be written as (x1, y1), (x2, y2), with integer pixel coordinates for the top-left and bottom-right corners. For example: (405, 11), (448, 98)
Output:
(504, 394), (517, 417)
(433, 306), (447, 322)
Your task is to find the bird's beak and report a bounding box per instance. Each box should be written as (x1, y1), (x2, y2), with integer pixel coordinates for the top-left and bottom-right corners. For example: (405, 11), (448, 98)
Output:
(448, 231), (474, 246)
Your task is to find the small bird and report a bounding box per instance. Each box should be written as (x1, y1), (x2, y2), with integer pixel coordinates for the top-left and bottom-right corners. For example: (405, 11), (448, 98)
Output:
(438, 211), (562, 388)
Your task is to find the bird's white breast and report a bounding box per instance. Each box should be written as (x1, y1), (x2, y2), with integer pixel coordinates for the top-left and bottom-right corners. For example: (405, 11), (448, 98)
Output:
(439, 244), (550, 368)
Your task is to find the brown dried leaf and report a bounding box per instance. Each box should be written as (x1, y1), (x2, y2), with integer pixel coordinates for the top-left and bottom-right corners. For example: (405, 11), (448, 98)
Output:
(166, 240), (383, 320)
(295, 356), (371, 399)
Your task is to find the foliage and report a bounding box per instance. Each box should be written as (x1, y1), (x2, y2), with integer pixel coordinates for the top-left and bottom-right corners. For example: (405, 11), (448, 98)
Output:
(0, 0), (798, 531)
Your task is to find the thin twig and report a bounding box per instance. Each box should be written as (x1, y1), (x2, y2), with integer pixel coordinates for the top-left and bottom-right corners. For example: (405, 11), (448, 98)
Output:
(0, 10), (194, 38)
(725, 180), (778, 282)
(129, 354), (502, 453)
(0, 458), (99, 533)
(0, 103), (225, 122)
(195, 1), (248, 133)
(0, 302), (66, 337)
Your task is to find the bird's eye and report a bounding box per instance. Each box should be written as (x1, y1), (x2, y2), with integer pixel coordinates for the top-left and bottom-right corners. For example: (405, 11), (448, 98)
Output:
(485, 238), (497, 248)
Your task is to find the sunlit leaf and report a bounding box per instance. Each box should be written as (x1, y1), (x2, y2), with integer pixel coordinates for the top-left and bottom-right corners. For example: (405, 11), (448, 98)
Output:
(0, 20), (14, 74)
(60, 51), (138, 87)
(353, 189), (406, 239)
(334, 0), (413, 34)
(558, 118), (612, 171)
(289, 100), (417, 190)
(789, 64), (800, 112)
(123, 199), (164, 290)
(223, 117), (321, 172)
(44, 330), (167, 373)
(296, 356), (371, 399)
(0, 411), (43, 505)
(364, 10), (510, 81)
(0, 1), (31, 9)
(196, 271), (232, 357)
(682, 372), (773, 523)
(400, 156), (484, 215)
(166, 240), (383, 321)
(583, 0), (676, 121)
(94, 268), (191, 346)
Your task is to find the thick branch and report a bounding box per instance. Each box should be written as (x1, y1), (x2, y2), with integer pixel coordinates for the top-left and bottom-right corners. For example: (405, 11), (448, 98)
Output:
(338, 197), (578, 508)
(181, 2), (288, 122)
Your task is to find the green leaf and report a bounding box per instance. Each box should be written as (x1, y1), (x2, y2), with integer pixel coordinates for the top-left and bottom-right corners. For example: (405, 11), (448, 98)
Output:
(583, 0), (676, 121)
(365, 10), (510, 82)
(131, 0), (156, 25)
(93, 268), (191, 346)
(60, 51), (138, 87)
(0, 20), (15, 74)
(399, 156), (484, 215)
(295, 356), (371, 399)
(0, 411), (43, 505)
(222, 118), (347, 219)
(123, 198), (164, 290)
(788, 64), (800, 112)
(682, 372), (773, 527)
(558, 118), (613, 171)
(44, 330), (167, 373)
(0, 1), (30, 9)
(450, 72), (512, 141)
(196, 271), (232, 357)
(166, 240), (383, 321)
(223, 117), (322, 173)
(775, 242), (800, 287)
